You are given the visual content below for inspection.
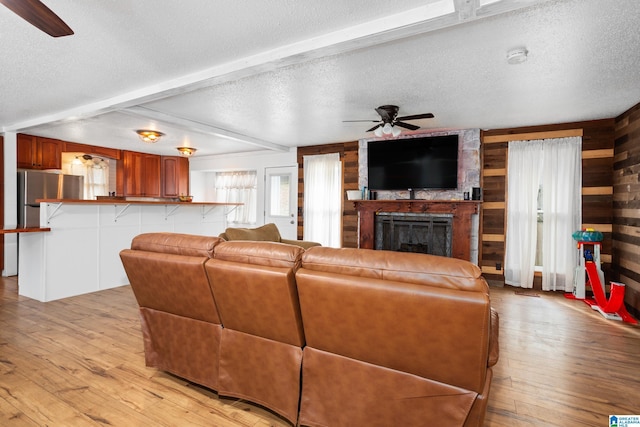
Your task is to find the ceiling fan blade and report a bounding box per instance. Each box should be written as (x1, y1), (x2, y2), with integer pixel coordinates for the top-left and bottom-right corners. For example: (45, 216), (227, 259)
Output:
(366, 124), (382, 132)
(396, 113), (434, 121)
(0, 0), (74, 37)
(342, 120), (380, 123)
(394, 121), (420, 131)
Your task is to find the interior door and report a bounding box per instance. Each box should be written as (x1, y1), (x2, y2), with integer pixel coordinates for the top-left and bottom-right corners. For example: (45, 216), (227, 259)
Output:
(265, 166), (297, 240)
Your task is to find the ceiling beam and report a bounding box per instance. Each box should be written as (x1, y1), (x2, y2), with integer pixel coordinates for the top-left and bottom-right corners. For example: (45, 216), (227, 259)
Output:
(122, 106), (289, 152)
(4, 0), (552, 133)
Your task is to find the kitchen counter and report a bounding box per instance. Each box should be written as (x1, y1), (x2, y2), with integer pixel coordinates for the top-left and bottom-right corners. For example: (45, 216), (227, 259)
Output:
(0, 227), (51, 234)
(38, 198), (240, 206)
(18, 200), (241, 302)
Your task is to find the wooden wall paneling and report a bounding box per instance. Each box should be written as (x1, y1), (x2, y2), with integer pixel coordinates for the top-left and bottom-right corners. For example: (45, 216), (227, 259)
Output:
(481, 209), (506, 235)
(613, 101), (640, 318)
(582, 195), (613, 224)
(480, 138), (507, 280)
(481, 176), (506, 203)
(480, 120), (615, 289)
(342, 141), (359, 248)
(583, 158), (614, 187)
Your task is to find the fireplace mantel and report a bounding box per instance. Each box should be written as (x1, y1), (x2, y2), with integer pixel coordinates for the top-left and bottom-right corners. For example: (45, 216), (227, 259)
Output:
(354, 200), (480, 261)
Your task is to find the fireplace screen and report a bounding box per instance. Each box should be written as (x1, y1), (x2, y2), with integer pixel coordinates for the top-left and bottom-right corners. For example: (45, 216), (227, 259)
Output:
(374, 213), (453, 257)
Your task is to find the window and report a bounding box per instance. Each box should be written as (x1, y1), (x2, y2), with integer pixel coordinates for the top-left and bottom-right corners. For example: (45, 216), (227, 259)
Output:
(214, 170), (257, 225)
(535, 183), (543, 270)
(69, 156), (110, 199)
(505, 137), (581, 291)
(269, 174), (290, 217)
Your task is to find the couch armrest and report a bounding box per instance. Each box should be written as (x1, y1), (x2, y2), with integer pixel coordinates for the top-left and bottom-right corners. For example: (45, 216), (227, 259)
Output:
(488, 307), (499, 367)
(281, 238), (321, 249)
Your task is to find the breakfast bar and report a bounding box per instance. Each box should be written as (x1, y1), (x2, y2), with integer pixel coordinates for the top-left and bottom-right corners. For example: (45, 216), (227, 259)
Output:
(18, 199), (240, 302)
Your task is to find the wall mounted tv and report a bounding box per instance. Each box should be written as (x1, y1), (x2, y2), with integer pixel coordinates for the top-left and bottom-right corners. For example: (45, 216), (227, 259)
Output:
(367, 134), (459, 191)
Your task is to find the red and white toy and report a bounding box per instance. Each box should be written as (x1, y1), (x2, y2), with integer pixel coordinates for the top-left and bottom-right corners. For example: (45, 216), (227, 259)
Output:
(568, 229), (637, 324)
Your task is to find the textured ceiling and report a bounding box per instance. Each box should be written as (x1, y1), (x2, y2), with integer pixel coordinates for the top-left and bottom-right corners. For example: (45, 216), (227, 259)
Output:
(1, 0), (639, 157)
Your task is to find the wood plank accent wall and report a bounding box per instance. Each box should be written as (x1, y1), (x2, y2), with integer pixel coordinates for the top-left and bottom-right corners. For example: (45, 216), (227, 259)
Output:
(480, 119), (615, 288)
(613, 101), (640, 317)
(296, 142), (359, 248)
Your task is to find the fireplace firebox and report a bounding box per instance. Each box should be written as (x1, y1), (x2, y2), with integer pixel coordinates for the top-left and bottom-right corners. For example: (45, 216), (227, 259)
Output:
(375, 213), (453, 257)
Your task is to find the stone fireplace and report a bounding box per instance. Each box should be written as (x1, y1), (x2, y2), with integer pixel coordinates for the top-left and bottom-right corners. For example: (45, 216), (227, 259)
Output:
(375, 213), (453, 257)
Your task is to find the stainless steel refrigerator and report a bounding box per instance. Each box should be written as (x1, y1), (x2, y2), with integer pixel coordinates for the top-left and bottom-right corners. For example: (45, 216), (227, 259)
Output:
(17, 170), (84, 228)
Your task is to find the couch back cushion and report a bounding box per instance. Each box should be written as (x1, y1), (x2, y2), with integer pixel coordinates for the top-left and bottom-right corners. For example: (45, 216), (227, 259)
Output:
(131, 232), (221, 258)
(296, 246), (491, 393)
(121, 233), (223, 324)
(299, 246), (486, 291)
(206, 241), (305, 346)
(223, 223), (282, 242)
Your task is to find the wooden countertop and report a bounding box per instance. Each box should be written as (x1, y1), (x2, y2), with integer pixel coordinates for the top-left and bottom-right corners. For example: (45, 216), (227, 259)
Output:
(36, 199), (242, 206)
(0, 227), (51, 234)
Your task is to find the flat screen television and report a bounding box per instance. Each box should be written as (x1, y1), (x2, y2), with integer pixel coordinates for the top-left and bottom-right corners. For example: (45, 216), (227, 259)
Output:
(367, 134), (459, 191)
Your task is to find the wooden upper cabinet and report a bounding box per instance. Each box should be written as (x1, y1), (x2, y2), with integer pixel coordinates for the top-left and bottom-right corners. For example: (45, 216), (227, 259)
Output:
(17, 134), (62, 170)
(63, 141), (121, 160)
(161, 156), (189, 198)
(122, 151), (144, 196)
(143, 154), (161, 197)
(16, 134), (36, 169)
(39, 138), (63, 169)
(119, 150), (161, 197)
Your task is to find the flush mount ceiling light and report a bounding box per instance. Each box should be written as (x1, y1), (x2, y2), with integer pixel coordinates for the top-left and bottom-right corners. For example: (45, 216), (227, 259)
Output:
(136, 129), (165, 143)
(177, 146), (197, 156)
(506, 47), (528, 65)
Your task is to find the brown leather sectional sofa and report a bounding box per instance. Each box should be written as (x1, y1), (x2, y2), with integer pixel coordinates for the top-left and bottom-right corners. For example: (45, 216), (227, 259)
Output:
(120, 232), (499, 427)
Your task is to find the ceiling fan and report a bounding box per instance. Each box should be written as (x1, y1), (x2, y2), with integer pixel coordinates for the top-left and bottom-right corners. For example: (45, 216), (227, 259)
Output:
(0, 0), (73, 37)
(344, 105), (434, 136)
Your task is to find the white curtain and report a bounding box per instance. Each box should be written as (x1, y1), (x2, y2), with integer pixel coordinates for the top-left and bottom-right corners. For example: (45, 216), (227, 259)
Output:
(541, 137), (582, 291)
(70, 157), (109, 200)
(505, 140), (544, 288)
(303, 153), (342, 247)
(214, 171), (257, 225)
(505, 137), (582, 291)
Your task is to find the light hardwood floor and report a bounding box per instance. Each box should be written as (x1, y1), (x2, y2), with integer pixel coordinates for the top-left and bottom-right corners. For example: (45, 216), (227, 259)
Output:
(1, 276), (639, 426)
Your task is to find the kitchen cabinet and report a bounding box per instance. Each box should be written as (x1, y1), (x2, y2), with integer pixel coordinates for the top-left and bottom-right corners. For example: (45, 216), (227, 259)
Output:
(161, 156), (190, 198)
(63, 141), (121, 160)
(119, 150), (161, 197)
(17, 134), (62, 170)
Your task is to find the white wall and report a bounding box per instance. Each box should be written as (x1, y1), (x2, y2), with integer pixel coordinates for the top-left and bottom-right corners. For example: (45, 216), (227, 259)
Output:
(2, 132), (18, 276)
(189, 148), (297, 225)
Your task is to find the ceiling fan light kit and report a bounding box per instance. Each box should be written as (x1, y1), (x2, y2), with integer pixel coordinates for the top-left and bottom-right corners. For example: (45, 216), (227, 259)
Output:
(136, 129), (165, 143)
(177, 147), (197, 156)
(374, 123), (402, 137)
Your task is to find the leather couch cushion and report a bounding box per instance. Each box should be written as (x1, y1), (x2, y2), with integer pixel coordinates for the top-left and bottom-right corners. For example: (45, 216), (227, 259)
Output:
(299, 348), (477, 427)
(209, 241), (305, 346)
(223, 223), (282, 242)
(131, 232), (221, 258)
(121, 250), (222, 324)
(213, 240), (303, 269)
(301, 246), (486, 292)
